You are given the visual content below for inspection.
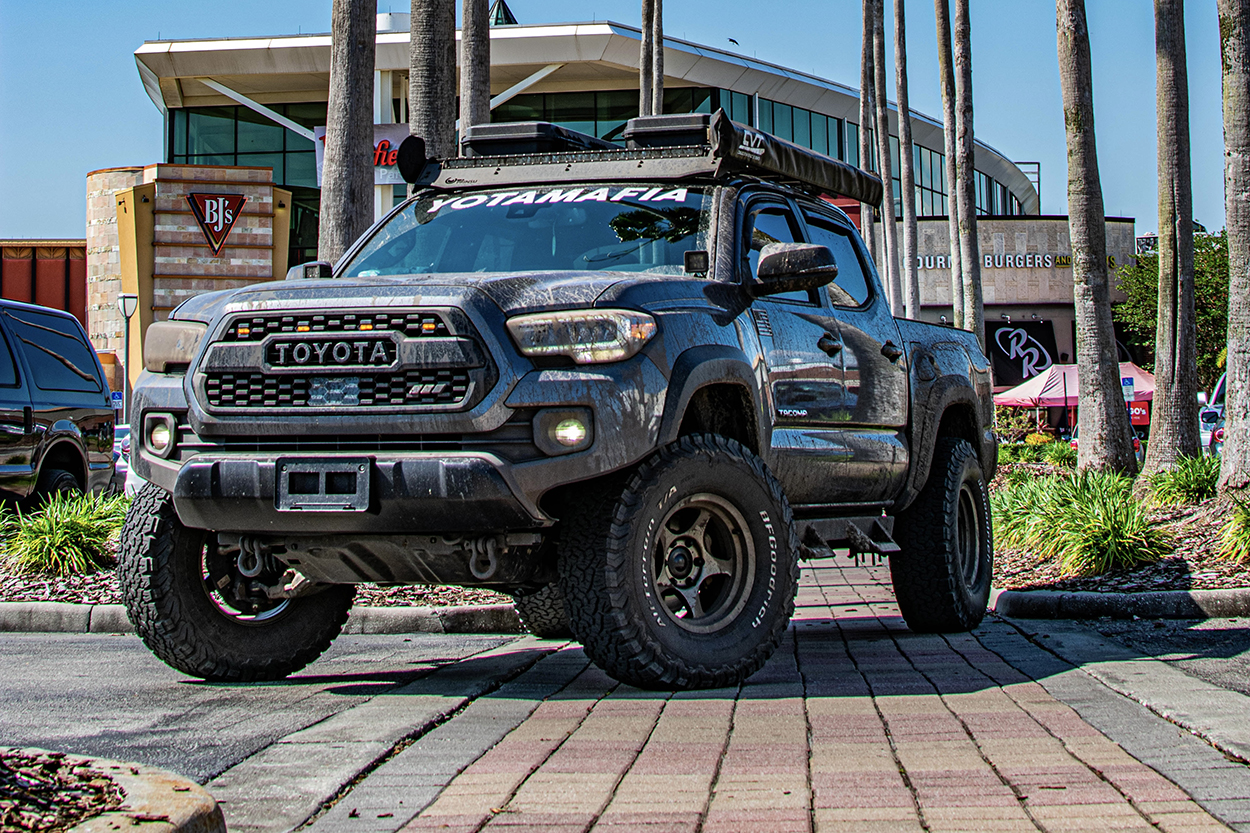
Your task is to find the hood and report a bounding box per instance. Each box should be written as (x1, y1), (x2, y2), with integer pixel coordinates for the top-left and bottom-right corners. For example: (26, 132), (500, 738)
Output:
(170, 271), (639, 323)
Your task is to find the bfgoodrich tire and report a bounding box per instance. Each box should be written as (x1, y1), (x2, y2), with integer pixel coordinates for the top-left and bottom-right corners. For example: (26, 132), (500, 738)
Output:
(117, 483), (354, 681)
(557, 434), (799, 690)
(512, 582), (572, 638)
(890, 437), (992, 632)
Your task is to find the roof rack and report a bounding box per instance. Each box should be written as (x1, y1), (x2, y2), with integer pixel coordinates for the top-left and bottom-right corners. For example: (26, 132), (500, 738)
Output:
(400, 110), (884, 207)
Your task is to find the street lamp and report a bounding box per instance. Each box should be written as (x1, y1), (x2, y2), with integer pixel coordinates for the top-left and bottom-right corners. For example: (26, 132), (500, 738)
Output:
(118, 294), (139, 424)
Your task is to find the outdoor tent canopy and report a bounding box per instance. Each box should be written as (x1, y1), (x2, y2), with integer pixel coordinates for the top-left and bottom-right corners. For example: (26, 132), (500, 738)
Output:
(993, 363), (1155, 408)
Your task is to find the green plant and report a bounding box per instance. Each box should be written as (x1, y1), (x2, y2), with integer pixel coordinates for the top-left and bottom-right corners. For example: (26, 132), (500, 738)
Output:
(1220, 500), (1250, 563)
(992, 471), (1172, 577)
(1148, 454), (1221, 505)
(994, 405), (1035, 443)
(999, 443), (1045, 464)
(1043, 441), (1078, 468)
(0, 493), (129, 577)
(1025, 432), (1054, 446)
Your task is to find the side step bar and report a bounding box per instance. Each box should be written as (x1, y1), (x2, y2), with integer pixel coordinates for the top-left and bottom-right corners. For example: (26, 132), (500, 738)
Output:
(801, 515), (901, 559)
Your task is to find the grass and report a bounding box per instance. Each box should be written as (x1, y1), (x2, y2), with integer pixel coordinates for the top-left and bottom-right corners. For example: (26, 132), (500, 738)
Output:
(0, 492), (129, 577)
(1148, 454), (1221, 505)
(1221, 499), (1250, 564)
(998, 443), (1046, 464)
(992, 470), (1173, 577)
(1043, 441), (1078, 468)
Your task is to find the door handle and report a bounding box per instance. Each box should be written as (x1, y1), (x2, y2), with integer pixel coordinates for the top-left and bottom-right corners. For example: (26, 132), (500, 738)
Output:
(817, 333), (842, 357)
(881, 341), (904, 362)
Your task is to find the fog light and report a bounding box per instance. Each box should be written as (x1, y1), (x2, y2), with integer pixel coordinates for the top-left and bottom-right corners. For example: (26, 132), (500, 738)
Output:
(144, 413), (178, 458)
(553, 418), (588, 447)
(149, 423), (171, 452)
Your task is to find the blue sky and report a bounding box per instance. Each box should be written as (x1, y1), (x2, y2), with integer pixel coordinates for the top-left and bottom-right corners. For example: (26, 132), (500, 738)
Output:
(0, 0), (1228, 238)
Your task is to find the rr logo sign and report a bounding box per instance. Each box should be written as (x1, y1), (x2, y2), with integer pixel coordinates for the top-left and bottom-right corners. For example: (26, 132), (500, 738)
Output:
(187, 193), (248, 255)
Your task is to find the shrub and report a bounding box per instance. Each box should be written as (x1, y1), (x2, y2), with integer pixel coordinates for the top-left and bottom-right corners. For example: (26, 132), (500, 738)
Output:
(1025, 432), (1054, 445)
(994, 406), (1035, 443)
(0, 493), (129, 577)
(1221, 499), (1250, 564)
(999, 443), (1045, 464)
(1148, 454), (1221, 505)
(992, 471), (1172, 577)
(1043, 441), (1078, 468)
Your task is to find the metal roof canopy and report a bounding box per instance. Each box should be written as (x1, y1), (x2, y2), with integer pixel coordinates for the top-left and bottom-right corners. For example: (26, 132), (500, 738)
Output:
(410, 112), (886, 207)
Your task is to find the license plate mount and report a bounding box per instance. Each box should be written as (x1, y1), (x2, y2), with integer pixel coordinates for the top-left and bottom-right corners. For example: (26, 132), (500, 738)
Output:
(276, 457), (371, 512)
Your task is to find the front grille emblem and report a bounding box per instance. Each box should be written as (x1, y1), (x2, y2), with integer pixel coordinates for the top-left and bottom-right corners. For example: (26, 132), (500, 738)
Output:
(408, 382), (448, 397)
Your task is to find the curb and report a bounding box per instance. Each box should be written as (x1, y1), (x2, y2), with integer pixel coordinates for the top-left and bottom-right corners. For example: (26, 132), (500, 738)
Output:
(0, 601), (523, 635)
(4, 747), (224, 833)
(990, 587), (1250, 619)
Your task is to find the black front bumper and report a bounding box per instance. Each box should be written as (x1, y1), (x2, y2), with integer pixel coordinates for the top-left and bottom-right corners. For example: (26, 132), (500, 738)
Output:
(172, 453), (547, 534)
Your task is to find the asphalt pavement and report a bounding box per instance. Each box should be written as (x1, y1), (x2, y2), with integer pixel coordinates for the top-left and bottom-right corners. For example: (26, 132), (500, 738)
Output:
(2, 565), (1249, 833)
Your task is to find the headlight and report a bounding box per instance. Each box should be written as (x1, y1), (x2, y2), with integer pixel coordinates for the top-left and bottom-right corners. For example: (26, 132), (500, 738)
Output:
(143, 320), (207, 373)
(506, 310), (657, 364)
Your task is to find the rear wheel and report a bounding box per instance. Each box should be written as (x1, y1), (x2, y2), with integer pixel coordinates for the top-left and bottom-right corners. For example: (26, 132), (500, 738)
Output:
(890, 437), (992, 632)
(557, 434), (799, 689)
(512, 583), (572, 638)
(34, 468), (80, 502)
(117, 483), (354, 681)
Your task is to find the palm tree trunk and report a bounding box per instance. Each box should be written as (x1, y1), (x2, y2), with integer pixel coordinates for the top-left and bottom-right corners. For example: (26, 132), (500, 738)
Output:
(894, 0), (920, 319)
(317, 0), (375, 264)
(860, 0), (877, 264)
(459, 0), (492, 147)
(872, 0), (902, 314)
(410, 0), (457, 161)
(1219, 0), (1250, 492)
(953, 0), (983, 342)
(640, 0), (655, 117)
(1145, 0), (1200, 473)
(1056, 0), (1138, 473)
(651, 0), (664, 115)
(935, 0), (964, 328)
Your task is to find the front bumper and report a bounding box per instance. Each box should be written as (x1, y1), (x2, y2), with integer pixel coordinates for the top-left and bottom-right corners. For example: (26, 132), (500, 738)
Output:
(171, 453), (547, 534)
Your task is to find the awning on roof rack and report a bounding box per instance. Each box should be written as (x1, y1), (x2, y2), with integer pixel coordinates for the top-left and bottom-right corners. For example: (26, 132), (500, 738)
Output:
(708, 111), (885, 208)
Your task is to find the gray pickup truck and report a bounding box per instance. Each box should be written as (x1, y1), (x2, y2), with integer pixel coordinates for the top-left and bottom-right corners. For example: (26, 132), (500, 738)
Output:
(120, 112), (996, 689)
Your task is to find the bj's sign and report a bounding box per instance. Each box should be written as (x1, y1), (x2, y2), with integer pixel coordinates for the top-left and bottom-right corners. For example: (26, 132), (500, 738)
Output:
(314, 124), (410, 186)
(186, 193), (247, 255)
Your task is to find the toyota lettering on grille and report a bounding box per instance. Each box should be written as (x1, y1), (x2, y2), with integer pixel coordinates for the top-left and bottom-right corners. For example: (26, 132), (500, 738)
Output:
(266, 338), (397, 368)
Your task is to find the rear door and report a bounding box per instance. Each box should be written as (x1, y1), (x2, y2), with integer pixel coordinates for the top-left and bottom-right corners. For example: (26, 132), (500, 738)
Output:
(740, 193), (846, 504)
(799, 205), (910, 503)
(0, 325), (35, 499)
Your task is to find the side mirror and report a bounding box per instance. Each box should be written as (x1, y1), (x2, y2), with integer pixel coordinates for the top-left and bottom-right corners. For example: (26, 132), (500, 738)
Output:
(751, 242), (838, 297)
(1197, 391), (1209, 405)
(287, 261), (332, 280)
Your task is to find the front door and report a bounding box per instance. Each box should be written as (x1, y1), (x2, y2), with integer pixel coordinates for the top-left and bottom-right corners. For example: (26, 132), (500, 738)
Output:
(0, 327), (35, 499)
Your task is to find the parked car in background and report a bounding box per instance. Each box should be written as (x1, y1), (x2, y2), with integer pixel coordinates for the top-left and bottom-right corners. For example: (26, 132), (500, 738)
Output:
(1200, 372), (1226, 454)
(1070, 425), (1146, 465)
(1210, 417), (1225, 457)
(0, 300), (114, 502)
(109, 425), (130, 493)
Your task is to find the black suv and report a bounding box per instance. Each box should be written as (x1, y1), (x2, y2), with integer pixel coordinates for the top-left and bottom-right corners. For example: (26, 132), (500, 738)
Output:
(122, 113), (996, 689)
(0, 300), (115, 501)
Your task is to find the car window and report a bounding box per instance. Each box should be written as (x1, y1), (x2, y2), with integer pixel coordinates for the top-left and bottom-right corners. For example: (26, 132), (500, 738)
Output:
(3, 309), (101, 393)
(0, 329), (19, 388)
(803, 211), (871, 307)
(745, 203), (810, 303)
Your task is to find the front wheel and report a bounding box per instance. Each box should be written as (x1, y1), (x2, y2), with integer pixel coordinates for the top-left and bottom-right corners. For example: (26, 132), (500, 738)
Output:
(117, 484), (354, 681)
(557, 434), (800, 690)
(890, 437), (992, 632)
(512, 582), (572, 638)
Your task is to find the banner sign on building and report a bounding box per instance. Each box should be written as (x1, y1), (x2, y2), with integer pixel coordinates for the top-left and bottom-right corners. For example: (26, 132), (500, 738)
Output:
(987, 321), (1058, 388)
(314, 124), (411, 187)
(186, 193), (247, 255)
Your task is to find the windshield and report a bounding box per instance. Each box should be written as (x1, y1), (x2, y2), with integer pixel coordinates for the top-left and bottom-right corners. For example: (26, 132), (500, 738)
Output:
(341, 184), (712, 278)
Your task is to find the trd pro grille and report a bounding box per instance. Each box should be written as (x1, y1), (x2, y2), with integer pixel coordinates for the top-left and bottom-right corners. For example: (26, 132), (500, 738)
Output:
(222, 311), (449, 341)
(204, 369), (471, 409)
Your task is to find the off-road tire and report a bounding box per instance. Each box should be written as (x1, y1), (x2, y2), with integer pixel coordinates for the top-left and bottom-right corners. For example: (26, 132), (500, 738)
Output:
(557, 434), (800, 690)
(512, 583), (572, 638)
(34, 468), (81, 501)
(117, 483), (354, 681)
(890, 437), (992, 632)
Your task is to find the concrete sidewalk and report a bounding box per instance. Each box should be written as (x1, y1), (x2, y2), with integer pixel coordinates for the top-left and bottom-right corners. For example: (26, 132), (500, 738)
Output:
(246, 565), (1249, 833)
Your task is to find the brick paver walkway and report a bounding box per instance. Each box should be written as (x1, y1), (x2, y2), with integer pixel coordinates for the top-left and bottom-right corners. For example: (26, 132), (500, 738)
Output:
(368, 564), (1235, 832)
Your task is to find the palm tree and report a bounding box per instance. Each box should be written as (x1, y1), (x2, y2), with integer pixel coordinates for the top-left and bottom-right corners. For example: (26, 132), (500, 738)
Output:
(651, 0), (665, 115)
(460, 0), (492, 147)
(1144, 0), (1200, 473)
(1056, 0), (1138, 473)
(859, 0), (877, 264)
(640, 0), (655, 116)
(410, 0), (457, 160)
(935, 0), (964, 328)
(872, 0), (902, 314)
(1219, 0), (1250, 492)
(317, 0), (375, 264)
(952, 0), (982, 341)
(894, 0), (920, 319)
